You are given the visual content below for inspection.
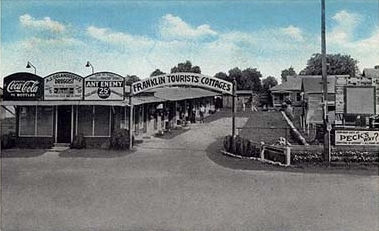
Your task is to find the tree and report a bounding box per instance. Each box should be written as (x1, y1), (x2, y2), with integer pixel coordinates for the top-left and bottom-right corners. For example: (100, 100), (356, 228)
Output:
(281, 67), (297, 82)
(171, 60), (201, 74)
(125, 75), (140, 85)
(150, 69), (165, 77)
(262, 76), (278, 90)
(301, 53), (358, 77)
(217, 67), (263, 91)
(214, 72), (230, 82)
(241, 68), (262, 92)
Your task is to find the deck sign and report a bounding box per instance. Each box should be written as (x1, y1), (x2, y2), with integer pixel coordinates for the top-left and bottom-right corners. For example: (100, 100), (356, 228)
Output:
(131, 73), (233, 95)
(335, 130), (379, 145)
(44, 72), (83, 100)
(3, 72), (43, 100)
(84, 72), (125, 100)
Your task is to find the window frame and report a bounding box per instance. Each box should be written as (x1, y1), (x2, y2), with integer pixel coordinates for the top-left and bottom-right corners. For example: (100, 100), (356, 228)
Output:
(18, 105), (54, 137)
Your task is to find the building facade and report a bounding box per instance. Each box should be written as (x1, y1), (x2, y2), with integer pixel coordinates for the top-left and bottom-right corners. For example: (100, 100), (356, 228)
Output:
(2, 72), (220, 148)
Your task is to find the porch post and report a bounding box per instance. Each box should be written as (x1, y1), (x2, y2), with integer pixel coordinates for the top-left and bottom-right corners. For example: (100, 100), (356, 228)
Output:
(129, 85), (134, 150)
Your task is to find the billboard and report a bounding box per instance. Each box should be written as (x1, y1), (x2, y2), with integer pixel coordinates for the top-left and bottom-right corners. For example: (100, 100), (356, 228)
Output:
(335, 130), (379, 145)
(3, 72), (44, 101)
(345, 86), (375, 115)
(131, 73), (233, 95)
(84, 72), (125, 100)
(44, 72), (83, 100)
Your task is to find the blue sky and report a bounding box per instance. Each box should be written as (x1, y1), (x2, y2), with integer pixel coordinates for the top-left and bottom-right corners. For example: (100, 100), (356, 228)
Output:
(1, 0), (378, 83)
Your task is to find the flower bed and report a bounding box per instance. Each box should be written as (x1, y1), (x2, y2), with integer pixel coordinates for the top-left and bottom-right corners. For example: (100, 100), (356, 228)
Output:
(292, 150), (379, 164)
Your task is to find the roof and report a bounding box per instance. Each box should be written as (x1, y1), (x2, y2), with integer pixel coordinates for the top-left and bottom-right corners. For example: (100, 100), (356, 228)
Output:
(363, 68), (379, 78)
(270, 76), (302, 92)
(131, 87), (220, 105)
(301, 75), (342, 94)
(152, 87), (220, 101)
(132, 95), (165, 105)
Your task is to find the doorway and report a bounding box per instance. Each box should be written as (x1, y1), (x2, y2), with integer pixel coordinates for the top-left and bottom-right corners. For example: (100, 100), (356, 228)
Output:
(57, 106), (72, 143)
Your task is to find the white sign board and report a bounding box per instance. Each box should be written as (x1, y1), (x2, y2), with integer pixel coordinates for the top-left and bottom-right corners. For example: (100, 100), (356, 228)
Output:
(84, 72), (125, 100)
(335, 130), (379, 145)
(131, 73), (233, 95)
(44, 72), (83, 100)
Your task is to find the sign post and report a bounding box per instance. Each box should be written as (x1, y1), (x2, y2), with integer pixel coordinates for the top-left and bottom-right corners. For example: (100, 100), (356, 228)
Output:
(129, 85), (134, 150)
(232, 78), (236, 137)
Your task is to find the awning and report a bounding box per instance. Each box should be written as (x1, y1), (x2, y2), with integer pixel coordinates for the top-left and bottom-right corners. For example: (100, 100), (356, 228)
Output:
(1, 100), (130, 106)
(132, 96), (166, 105)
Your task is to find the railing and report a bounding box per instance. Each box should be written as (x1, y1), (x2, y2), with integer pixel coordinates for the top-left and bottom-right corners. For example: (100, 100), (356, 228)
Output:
(260, 145), (291, 166)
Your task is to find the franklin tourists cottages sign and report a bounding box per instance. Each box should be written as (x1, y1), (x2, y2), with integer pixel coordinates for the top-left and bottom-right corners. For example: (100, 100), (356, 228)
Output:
(131, 73), (233, 95)
(44, 72), (83, 100)
(3, 72), (44, 100)
(84, 72), (125, 100)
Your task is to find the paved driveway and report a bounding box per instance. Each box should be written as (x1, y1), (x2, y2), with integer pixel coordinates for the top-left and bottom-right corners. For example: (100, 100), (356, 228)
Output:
(1, 115), (378, 231)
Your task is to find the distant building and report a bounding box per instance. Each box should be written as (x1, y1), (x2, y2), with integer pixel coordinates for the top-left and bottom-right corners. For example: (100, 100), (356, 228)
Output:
(270, 76), (302, 107)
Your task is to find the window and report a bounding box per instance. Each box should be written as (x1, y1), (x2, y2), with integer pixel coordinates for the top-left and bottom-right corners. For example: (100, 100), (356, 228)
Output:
(94, 106), (110, 136)
(37, 107), (53, 136)
(19, 106), (53, 136)
(78, 106), (93, 136)
(296, 93), (302, 101)
(77, 106), (111, 137)
(19, 106), (36, 136)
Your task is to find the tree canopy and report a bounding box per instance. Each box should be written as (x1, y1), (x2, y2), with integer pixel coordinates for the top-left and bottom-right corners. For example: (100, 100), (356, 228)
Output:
(214, 67), (263, 91)
(300, 53), (358, 77)
(125, 75), (140, 85)
(150, 69), (166, 77)
(171, 60), (201, 74)
(262, 76), (278, 90)
(281, 67), (297, 82)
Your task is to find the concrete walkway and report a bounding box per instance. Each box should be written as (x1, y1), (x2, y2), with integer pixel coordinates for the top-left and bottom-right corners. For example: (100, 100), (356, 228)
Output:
(1, 114), (378, 231)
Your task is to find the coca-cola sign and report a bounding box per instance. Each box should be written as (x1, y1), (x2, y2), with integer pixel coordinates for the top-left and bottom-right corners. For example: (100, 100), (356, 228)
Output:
(3, 73), (43, 100)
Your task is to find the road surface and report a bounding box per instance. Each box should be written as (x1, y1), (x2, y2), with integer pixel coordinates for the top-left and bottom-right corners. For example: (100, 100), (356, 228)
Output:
(1, 114), (378, 230)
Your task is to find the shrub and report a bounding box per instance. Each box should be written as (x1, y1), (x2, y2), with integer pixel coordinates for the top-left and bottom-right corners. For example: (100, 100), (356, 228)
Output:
(223, 135), (233, 152)
(71, 133), (86, 149)
(223, 135), (260, 157)
(110, 129), (134, 150)
(1, 132), (16, 149)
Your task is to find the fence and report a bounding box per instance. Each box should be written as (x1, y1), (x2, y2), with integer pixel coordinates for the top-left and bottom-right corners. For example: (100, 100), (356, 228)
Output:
(237, 126), (291, 145)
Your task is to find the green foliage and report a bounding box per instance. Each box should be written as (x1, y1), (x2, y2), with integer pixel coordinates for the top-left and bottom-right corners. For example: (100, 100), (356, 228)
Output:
(301, 53), (359, 77)
(223, 135), (260, 157)
(262, 76), (278, 90)
(281, 67), (297, 82)
(171, 60), (201, 74)
(1, 132), (16, 149)
(110, 129), (134, 150)
(125, 75), (141, 85)
(150, 69), (166, 77)
(215, 67), (263, 91)
(71, 133), (86, 149)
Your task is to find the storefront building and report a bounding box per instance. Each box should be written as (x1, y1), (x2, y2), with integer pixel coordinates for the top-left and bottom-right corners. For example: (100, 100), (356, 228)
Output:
(2, 72), (221, 148)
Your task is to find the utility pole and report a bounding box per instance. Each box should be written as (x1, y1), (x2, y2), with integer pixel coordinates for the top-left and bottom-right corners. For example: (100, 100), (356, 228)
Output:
(232, 78), (237, 137)
(129, 85), (134, 150)
(321, 0), (331, 162)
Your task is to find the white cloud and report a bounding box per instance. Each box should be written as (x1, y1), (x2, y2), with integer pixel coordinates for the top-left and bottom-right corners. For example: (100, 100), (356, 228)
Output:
(2, 11), (378, 85)
(86, 26), (153, 48)
(328, 10), (361, 43)
(159, 14), (217, 40)
(326, 10), (378, 72)
(281, 25), (304, 41)
(19, 14), (66, 33)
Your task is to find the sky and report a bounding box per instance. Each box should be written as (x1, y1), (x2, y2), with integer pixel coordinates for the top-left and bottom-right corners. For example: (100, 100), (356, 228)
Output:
(1, 0), (378, 85)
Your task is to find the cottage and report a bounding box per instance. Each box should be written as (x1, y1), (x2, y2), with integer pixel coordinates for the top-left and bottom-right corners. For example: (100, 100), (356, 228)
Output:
(270, 76), (302, 107)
